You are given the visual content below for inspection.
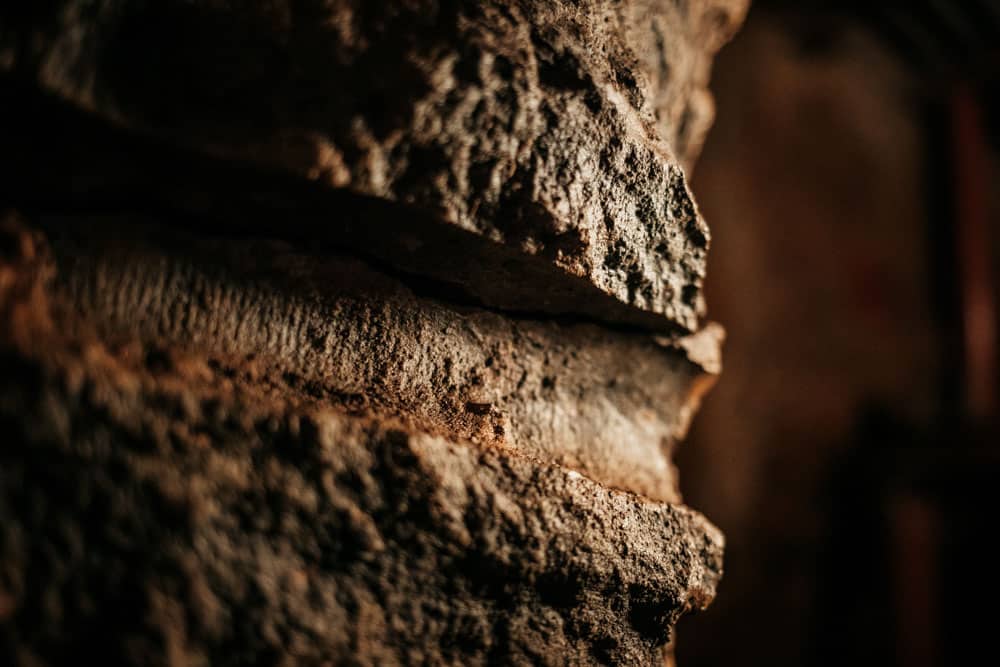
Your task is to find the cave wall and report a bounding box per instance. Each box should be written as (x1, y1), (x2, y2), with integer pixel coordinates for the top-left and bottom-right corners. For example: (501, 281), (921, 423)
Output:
(0, 1), (747, 664)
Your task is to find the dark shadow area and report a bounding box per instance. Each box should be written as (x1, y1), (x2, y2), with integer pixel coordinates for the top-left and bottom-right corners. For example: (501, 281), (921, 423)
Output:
(678, 2), (1000, 665)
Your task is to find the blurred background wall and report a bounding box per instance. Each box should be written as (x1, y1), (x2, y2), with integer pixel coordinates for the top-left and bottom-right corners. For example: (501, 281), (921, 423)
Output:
(676, 3), (1000, 665)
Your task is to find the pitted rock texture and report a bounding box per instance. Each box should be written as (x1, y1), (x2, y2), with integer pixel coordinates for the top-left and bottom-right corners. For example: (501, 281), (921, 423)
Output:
(0, 219), (724, 666)
(38, 216), (720, 504)
(0, 0), (744, 661)
(0, 0), (747, 333)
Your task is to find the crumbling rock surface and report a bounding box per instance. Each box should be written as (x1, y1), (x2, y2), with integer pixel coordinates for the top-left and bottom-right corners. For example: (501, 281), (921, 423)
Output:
(1, 218), (723, 665)
(0, 0), (746, 333)
(0, 0), (744, 663)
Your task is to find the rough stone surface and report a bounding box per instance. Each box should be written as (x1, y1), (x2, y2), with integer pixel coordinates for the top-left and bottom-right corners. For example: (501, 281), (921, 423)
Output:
(0, 1), (745, 663)
(0, 0), (747, 333)
(0, 218), (723, 666)
(36, 216), (720, 503)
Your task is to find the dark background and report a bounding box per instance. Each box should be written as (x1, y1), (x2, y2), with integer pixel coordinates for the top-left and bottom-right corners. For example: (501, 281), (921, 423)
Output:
(677, 2), (1000, 665)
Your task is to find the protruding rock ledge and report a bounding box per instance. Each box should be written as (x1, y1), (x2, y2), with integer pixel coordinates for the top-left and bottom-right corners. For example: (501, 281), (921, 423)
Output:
(0, 0), (747, 333)
(36, 213), (721, 503)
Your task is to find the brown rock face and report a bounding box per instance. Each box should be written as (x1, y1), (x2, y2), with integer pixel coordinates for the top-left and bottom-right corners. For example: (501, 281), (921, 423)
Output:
(0, 310), (722, 665)
(0, 209), (723, 665)
(1, 0), (745, 332)
(0, 1), (745, 664)
(43, 218), (719, 503)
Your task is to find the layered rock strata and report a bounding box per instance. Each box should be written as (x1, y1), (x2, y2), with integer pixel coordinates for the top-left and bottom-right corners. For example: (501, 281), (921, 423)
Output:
(0, 1), (745, 664)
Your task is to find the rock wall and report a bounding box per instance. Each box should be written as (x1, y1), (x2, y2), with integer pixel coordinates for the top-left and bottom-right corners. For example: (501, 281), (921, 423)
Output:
(0, 1), (746, 664)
